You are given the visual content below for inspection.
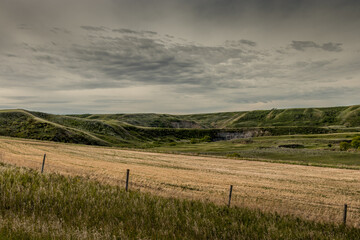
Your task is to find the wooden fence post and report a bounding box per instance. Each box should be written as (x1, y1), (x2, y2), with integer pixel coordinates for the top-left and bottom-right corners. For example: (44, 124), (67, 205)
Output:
(228, 185), (233, 207)
(126, 169), (130, 192)
(41, 154), (46, 173)
(343, 204), (348, 226)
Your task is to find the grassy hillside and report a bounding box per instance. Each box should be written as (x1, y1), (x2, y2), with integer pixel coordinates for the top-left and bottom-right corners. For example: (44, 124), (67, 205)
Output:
(0, 105), (359, 147)
(1, 163), (359, 239)
(72, 105), (360, 128)
(0, 110), (108, 146)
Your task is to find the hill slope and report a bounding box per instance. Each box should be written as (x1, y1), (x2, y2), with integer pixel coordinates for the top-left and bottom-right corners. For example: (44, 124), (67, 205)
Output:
(0, 105), (359, 146)
(71, 105), (360, 128)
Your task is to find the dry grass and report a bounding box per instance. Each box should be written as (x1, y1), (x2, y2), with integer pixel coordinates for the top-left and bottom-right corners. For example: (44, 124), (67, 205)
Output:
(0, 136), (359, 227)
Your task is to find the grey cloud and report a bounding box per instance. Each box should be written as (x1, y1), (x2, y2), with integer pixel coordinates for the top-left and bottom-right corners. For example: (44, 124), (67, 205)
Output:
(50, 27), (71, 34)
(17, 24), (30, 30)
(35, 55), (59, 64)
(94, 99), (146, 104)
(0, 28), (351, 94)
(321, 42), (343, 52)
(226, 86), (359, 104)
(112, 28), (139, 34)
(291, 41), (319, 51)
(0, 0), (359, 114)
(1, 28), (265, 92)
(80, 26), (106, 32)
(291, 41), (343, 52)
(1, 16), (359, 114)
(225, 39), (257, 48)
(112, 28), (158, 36)
(143, 30), (157, 35)
(4, 96), (70, 105)
(240, 39), (257, 47)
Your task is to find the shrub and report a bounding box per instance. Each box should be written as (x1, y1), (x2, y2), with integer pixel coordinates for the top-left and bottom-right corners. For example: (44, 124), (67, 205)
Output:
(278, 144), (304, 149)
(351, 136), (360, 149)
(340, 142), (351, 151)
(226, 153), (241, 158)
(200, 135), (212, 142)
(190, 138), (197, 144)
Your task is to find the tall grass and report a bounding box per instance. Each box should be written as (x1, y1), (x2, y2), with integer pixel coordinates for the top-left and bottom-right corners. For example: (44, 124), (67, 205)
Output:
(0, 163), (359, 239)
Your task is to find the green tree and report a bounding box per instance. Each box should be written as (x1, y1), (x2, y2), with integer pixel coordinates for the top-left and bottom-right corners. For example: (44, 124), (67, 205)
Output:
(351, 136), (360, 149)
(340, 142), (351, 151)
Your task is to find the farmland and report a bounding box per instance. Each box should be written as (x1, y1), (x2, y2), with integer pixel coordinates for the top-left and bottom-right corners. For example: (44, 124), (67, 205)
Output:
(0, 105), (359, 238)
(153, 132), (360, 169)
(2, 163), (359, 239)
(0, 136), (359, 229)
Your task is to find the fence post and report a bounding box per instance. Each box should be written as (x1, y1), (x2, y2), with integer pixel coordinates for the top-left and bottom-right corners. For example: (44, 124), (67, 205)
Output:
(41, 154), (46, 173)
(343, 204), (347, 226)
(126, 169), (130, 192)
(228, 185), (233, 207)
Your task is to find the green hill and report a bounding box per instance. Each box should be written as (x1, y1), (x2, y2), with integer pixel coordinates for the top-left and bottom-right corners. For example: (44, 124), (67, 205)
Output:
(72, 105), (360, 128)
(0, 105), (360, 147)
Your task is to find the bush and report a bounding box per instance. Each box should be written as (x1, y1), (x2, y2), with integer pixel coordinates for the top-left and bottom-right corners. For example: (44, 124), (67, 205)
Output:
(340, 142), (351, 151)
(278, 144), (304, 149)
(200, 135), (212, 142)
(226, 153), (241, 158)
(190, 138), (197, 144)
(351, 136), (360, 149)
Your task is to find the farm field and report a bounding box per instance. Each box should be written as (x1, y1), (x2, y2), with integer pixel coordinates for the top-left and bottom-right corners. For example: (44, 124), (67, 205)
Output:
(152, 132), (360, 169)
(0, 136), (359, 228)
(2, 164), (359, 239)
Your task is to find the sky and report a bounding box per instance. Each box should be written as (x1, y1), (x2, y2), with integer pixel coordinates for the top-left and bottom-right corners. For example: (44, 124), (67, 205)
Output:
(0, 0), (359, 114)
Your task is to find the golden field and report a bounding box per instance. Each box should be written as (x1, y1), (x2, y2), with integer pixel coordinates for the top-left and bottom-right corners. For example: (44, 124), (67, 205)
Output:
(0, 136), (359, 227)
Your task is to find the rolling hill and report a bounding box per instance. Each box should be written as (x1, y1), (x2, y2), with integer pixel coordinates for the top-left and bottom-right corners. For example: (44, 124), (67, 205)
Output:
(0, 105), (360, 147)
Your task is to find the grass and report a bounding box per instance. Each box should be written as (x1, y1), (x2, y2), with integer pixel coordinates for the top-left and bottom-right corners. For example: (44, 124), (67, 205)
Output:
(1, 137), (359, 228)
(70, 104), (360, 128)
(1, 105), (360, 149)
(152, 133), (360, 169)
(0, 163), (359, 239)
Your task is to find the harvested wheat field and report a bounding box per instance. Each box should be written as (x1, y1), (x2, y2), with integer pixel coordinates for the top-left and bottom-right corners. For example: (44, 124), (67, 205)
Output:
(0, 136), (359, 227)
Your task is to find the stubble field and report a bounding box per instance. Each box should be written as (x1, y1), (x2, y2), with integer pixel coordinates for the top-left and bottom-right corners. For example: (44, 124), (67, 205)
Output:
(0, 136), (359, 228)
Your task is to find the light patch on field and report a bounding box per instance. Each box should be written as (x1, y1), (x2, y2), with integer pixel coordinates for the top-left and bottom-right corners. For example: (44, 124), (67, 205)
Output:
(0, 137), (359, 227)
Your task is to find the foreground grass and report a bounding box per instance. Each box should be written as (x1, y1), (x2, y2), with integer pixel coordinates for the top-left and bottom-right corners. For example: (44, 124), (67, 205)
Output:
(0, 163), (359, 239)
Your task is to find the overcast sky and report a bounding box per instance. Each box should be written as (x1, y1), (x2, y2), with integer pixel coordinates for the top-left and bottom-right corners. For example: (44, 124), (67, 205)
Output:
(0, 0), (359, 114)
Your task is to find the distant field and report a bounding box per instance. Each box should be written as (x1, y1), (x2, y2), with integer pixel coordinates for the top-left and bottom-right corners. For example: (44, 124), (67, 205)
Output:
(1, 136), (359, 228)
(152, 132), (360, 169)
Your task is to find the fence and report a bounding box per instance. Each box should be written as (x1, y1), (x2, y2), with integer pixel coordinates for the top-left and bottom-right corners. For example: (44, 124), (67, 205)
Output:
(38, 153), (354, 227)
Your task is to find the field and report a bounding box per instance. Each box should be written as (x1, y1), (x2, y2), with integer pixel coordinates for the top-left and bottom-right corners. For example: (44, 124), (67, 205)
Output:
(2, 164), (360, 239)
(1, 136), (359, 229)
(153, 132), (360, 169)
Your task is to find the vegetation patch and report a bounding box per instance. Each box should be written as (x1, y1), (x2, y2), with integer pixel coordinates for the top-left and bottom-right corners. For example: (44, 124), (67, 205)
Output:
(278, 144), (305, 149)
(0, 163), (359, 239)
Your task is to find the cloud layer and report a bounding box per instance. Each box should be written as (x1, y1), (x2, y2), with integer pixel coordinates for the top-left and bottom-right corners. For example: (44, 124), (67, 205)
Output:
(0, 0), (359, 113)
